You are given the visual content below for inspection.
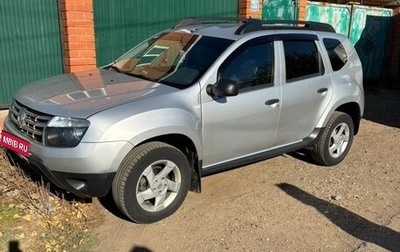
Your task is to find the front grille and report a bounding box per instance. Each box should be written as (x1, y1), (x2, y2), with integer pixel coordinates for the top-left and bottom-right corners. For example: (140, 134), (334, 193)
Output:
(9, 100), (53, 143)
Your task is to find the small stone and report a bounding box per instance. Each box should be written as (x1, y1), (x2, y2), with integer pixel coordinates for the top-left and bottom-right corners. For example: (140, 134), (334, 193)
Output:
(331, 195), (342, 201)
(22, 214), (32, 222)
(16, 233), (25, 239)
(30, 193), (39, 200)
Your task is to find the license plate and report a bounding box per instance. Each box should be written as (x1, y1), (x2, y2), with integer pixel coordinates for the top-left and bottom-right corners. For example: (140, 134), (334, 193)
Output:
(0, 130), (31, 157)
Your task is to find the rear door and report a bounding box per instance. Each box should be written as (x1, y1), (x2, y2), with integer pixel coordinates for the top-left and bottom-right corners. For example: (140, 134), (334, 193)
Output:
(274, 34), (333, 146)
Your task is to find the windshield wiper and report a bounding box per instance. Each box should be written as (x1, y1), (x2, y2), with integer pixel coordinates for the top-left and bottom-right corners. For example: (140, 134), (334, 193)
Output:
(123, 72), (155, 82)
(109, 64), (155, 82)
(108, 65), (121, 73)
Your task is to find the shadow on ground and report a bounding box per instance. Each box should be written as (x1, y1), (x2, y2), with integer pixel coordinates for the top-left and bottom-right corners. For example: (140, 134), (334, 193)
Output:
(363, 88), (400, 128)
(8, 240), (22, 252)
(277, 183), (400, 251)
(97, 191), (132, 222)
(130, 246), (153, 252)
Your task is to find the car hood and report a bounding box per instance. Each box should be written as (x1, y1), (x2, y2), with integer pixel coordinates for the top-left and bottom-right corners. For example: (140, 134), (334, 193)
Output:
(14, 69), (179, 118)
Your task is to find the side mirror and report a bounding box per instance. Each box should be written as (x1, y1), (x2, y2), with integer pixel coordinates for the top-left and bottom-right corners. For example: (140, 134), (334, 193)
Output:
(206, 78), (239, 97)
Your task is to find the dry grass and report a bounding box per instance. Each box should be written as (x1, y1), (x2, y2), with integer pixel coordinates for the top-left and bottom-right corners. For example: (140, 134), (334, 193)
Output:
(0, 147), (105, 251)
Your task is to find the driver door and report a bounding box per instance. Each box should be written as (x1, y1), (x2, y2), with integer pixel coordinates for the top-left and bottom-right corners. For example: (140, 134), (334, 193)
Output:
(201, 39), (281, 168)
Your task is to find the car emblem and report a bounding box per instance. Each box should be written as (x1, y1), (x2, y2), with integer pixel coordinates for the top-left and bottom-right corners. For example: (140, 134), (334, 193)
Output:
(17, 109), (27, 129)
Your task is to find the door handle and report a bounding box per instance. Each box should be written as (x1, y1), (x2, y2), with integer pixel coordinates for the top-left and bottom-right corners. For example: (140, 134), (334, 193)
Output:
(317, 88), (328, 94)
(265, 99), (280, 106)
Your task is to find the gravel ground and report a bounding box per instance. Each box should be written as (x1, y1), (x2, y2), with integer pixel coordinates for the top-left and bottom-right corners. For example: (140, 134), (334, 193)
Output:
(1, 89), (399, 252)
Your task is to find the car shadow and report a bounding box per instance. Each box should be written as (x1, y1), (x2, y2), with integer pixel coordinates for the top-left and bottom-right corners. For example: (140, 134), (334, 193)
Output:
(285, 149), (320, 166)
(97, 191), (132, 221)
(363, 88), (400, 128)
(276, 183), (400, 251)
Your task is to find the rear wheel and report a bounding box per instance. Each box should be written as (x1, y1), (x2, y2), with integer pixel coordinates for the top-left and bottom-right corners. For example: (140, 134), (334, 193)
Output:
(311, 112), (354, 166)
(112, 142), (191, 223)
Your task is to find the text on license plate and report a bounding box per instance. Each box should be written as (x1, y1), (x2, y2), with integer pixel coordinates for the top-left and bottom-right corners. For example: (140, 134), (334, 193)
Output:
(0, 130), (31, 157)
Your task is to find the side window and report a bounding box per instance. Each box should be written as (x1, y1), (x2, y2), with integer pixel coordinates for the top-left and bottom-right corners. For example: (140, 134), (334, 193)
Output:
(323, 38), (348, 71)
(220, 42), (274, 90)
(283, 40), (324, 82)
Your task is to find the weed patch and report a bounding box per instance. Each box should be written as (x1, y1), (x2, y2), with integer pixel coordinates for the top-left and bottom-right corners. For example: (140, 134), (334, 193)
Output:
(0, 148), (104, 251)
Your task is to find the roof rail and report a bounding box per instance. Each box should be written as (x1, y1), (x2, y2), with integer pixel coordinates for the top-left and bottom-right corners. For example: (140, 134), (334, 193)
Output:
(172, 18), (336, 34)
(172, 17), (246, 29)
(235, 19), (336, 35)
(234, 19), (263, 35)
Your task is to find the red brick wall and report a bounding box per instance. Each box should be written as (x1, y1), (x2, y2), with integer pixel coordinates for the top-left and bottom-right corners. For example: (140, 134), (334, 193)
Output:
(239, 0), (262, 19)
(298, 0), (308, 21)
(60, 0), (96, 73)
(240, 0), (307, 20)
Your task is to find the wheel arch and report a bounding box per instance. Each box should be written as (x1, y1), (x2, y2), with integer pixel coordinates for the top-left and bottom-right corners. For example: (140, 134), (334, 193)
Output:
(335, 102), (361, 135)
(136, 134), (202, 193)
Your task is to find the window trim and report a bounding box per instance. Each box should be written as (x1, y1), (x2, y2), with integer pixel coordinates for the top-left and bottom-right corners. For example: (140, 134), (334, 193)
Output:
(272, 33), (319, 42)
(218, 36), (275, 91)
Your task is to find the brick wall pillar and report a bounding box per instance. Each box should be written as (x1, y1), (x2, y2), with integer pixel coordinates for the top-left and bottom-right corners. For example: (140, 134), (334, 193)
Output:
(241, 0), (307, 21)
(60, 0), (96, 73)
(298, 0), (308, 21)
(239, 0), (262, 19)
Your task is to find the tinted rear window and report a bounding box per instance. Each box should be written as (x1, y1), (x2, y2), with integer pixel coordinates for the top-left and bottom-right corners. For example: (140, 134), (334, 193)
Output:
(323, 38), (348, 71)
(283, 40), (324, 82)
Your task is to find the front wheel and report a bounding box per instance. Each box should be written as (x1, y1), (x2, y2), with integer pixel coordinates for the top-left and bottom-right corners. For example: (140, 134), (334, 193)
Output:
(311, 112), (354, 166)
(112, 142), (191, 223)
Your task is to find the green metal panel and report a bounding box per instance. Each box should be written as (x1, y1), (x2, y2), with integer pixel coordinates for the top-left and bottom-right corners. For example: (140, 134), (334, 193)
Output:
(0, 0), (64, 107)
(350, 6), (392, 81)
(306, 2), (392, 82)
(306, 2), (351, 35)
(349, 6), (392, 44)
(262, 0), (296, 21)
(94, 0), (239, 66)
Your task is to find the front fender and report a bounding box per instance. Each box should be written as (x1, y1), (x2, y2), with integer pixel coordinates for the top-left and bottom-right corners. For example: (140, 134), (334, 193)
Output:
(83, 106), (202, 160)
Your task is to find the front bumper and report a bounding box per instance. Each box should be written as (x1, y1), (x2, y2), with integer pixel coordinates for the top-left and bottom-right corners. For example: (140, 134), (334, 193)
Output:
(8, 151), (115, 198)
(3, 115), (133, 198)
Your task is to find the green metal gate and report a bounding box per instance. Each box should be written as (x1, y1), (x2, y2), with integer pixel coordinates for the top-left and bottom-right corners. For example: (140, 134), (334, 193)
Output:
(306, 2), (392, 82)
(305, 3), (351, 35)
(94, 0), (239, 66)
(262, 0), (298, 21)
(0, 0), (64, 107)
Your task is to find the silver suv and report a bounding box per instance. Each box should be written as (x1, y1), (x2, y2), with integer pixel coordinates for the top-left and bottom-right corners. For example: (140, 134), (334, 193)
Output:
(1, 18), (364, 223)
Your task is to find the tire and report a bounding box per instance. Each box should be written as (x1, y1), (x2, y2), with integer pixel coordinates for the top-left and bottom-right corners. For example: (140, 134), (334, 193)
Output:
(112, 142), (191, 223)
(311, 112), (354, 166)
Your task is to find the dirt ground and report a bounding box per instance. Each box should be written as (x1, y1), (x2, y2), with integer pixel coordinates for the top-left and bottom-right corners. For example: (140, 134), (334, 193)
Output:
(91, 89), (400, 252)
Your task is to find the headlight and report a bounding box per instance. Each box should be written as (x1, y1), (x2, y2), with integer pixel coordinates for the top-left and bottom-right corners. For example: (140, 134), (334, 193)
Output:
(44, 117), (90, 147)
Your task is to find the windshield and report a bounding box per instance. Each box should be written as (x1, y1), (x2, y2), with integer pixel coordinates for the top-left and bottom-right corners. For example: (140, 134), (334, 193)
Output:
(111, 32), (233, 88)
